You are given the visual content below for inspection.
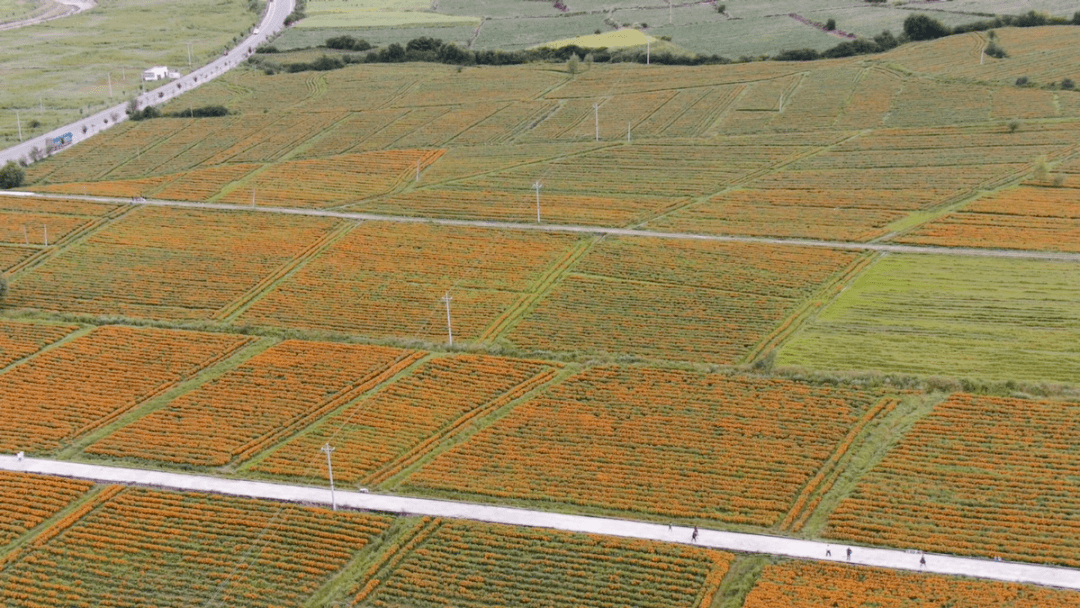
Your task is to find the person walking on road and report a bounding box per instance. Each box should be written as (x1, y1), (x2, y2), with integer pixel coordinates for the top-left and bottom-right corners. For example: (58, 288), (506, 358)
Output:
(826, 547), (831, 557)
(691, 526), (699, 543)
(920, 554), (926, 568)
(846, 547), (852, 561)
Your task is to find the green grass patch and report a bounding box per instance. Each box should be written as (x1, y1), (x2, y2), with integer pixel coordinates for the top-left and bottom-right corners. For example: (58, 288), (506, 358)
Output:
(777, 253), (1080, 384)
(0, 0), (259, 147)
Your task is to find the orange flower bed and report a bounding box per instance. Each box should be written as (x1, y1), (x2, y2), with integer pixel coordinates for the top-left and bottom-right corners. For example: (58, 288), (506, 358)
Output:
(252, 354), (556, 484)
(351, 519), (733, 608)
(87, 340), (420, 466)
(403, 368), (881, 525)
(651, 188), (941, 242)
(0, 487), (393, 607)
(744, 560), (1080, 607)
(0, 246), (36, 272)
(358, 187), (682, 227)
(0, 320), (78, 367)
(896, 186), (1080, 252)
(239, 222), (581, 340)
(216, 150), (446, 209)
(0, 325), (252, 453)
(0, 194), (120, 217)
(824, 393), (1080, 567)
(507, 238), (860, 364)
(153, 163), (262, 202)
(0, 471), (94, 547)
(0, 212), (93, 246)
(7, 207), (342, 320)
(34, 175), (178, 199)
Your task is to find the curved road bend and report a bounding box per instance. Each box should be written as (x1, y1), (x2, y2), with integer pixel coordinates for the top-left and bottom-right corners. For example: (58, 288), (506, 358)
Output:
(8, 191), (1080, 263)
(0, 0), (295, 166)
(2, 456), (1078, 591)
(0, 0), (97, 32)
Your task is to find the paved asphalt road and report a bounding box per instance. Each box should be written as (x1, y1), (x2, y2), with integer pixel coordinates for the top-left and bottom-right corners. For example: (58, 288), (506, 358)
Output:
(0, 0), (295, 166)
(2, 456), (1078, 591)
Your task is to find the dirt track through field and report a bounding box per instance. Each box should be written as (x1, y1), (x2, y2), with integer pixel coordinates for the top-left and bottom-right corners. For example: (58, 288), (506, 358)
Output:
(12, 191), (1080, 262)
(2, 455), (1078, 591)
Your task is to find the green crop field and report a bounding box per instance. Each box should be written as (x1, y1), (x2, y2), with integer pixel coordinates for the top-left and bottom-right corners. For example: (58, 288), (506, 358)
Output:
(0, 0), (260, 147)
(777, 254), (1080, 384)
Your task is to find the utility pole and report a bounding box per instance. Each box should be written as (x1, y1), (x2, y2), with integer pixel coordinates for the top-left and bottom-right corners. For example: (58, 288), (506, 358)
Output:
(646, 40), (651, 65)
(416, 159), (420, 183)
(441, 291), (453, 345)
(15, 110), (22, 141)
(669, 0), (672, 24)
(533, 181), (542, 223)
(627, 121), (631, 143)
(43, 224), (48, 247)
(188, 41), (193, 67)
(22, 225), (28, 245)
(251, 189), (256, 207)
(321, 443), (336, 511)
(108, 73), (113, 97)
(593, 103), (599, 141)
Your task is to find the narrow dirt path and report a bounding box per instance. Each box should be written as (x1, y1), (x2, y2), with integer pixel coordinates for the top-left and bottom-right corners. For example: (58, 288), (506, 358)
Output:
(2, 455), (1078, 590)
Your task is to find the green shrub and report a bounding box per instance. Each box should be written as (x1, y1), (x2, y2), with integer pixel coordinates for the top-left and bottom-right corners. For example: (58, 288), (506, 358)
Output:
(903, 14), (950, 41)
(0, 161), (25, 189)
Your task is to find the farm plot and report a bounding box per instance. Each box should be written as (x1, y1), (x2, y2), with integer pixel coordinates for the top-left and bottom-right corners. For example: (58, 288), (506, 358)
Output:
(7, 207), (343, 320)
(238, 223), (582, 341)
(85, 341), (420, 467)
(464, 143), (816, 198)
(25, 119), (191, 185)
(250, 354), (557, 485)
(349, 519), (733, 608)
(835, 68), (904, 130)
(0, 471), (94, 548)
(777, 254), (1080, 383)
(0, 326), (251, 454)
(0, 487), (393, 607)
(0, 246), (36, 272)
(290, 109), (411, 159)
(415, 142), (604, 185)
(354, 186), (683, 226)
(0, 195), (119, 217)
(506, 238), (860, 364)
(216, 150), (445, 208)
(402, 368), (883, 526)
(0, 212), (94, 246)
(648, 188), (940, 241)
(387, 65), (566, 108)
(0, 320), (78, 368)
(744, 559), (1080, 607)
(895, 186), (1080, 252)
(33, 173), (181, 199)
(548, 62), (802, 98)
(823, 393), (1080, 567)
(885, 26), (1080, 86)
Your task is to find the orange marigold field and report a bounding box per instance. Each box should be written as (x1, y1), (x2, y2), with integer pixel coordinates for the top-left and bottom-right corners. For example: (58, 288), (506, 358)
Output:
(0, 487), (393, 607)
(0, 246), (36, 272)
(0, 471), (94, 547)
(250, 354), (556, 485)
(216, 150), (445, 208)
(0, 320), (78, 368)
(0, 195), (120, 217)
(0, 212), (94, 246)
(507, 238), (860, 364)
(350, 519), (732, 608)
(7, 207), (343, 320)
(0, 325), (252, 454)
(649, 188), (943, 241)
(86, 340), (420, 467)
(824, 393), (1080, 567)
(352, 187), (682, 227)
(239, 222), (582, 341)
(896, 186), (1080, 252)
(403, 368), (882, 525)
(744, 560), (1080, 608)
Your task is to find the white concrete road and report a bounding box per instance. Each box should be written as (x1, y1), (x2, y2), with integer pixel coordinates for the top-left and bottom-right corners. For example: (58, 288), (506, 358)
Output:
(0, 0), (295, 166)
(2, 455), (1078, 591)
(9, 191), (1080, 263)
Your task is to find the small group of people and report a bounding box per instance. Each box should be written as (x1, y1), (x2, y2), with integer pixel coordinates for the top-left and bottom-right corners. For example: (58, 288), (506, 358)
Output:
(825, 545), (926, 567)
